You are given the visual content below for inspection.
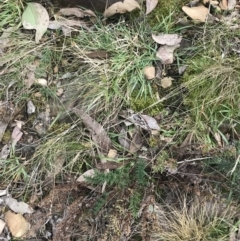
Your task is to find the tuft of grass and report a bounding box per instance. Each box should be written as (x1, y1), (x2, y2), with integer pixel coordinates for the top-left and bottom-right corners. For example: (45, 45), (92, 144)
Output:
(151, 197), (238, 241)
(158, 21), (240, 147)
(183, 61), (240, 142)
(69, 20), (159, 113)
(0, 0), (22, 30)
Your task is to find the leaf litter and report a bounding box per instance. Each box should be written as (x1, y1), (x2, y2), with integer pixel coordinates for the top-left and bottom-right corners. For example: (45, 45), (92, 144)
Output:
(103, 0), (141, 18)
(1, 0), (240, 240)
(22, 3), (49, 43)
(146, 0), (159, 15)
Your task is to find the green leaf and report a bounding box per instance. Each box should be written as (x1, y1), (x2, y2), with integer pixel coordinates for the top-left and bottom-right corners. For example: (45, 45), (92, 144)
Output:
(22, 3), (49, 43)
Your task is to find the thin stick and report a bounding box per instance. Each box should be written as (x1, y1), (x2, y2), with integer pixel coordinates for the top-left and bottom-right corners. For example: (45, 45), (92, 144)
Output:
(178, 157), (212, 164)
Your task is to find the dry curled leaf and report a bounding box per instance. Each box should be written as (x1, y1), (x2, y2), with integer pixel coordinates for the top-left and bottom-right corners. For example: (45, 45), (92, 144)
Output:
(107, 149), (117, 158)
(35, 78), (47, 86)
(0, 27), (16, 56)
(0, 144), (10, 160)
(0, 219), (5, 235)
(0, 189), (7, 196)
(161, 77), (173, 88)
(129, 129), (143, 153)
(27, 100), (36, 114)
(72, 107), (112, 154)
(104, 0), (140, 18)
(152, 34), (182, 46)
(0, 121), (8, 142)
(5, 197), (34, 214)
(77, 169), (95, 183)
(141, 115), (160, 131)
(122, 110), (160, 131)
(5, 211), (31, 238)
(48, 16), (90, 35)
(156, 44), (180, 64)
(146, 0), (158, 15)
(143, 66), (155, 79)
(11, 126), (23, 148)
(227, 0), (236, 10)
(182, 5), (209, 22)
(58, 8), (96, 18)
(118, 128), (131, 150)
(220, 0), (228, 9)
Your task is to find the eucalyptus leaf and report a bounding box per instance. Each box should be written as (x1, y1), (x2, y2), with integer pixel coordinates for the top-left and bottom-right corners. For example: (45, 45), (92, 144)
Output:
(22, 3), (49, 43)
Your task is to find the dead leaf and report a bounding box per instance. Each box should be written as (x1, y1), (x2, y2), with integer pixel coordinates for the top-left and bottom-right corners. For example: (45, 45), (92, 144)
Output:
(129, 129), (143, 153)
(5, 211), (31, 238)
(57, 17), (90, 29)
(220, 0), (228, 9)
(156, 44), (180, 64)
(179, 133), (192, 148)
(143, 66), (155, 79)
(146, 0), (158, 15)
(72, 107), (112, 154)
(11, 126), (23, 148)
(155, 60), (163, 79)
(0, 189), (7, 196)
(141, 114), (160, 131)
(124, 110), (160, 131)
(118, 128), (131, 150)
(160, 135), (173, 143)
(0, 219), (5, 235)
(48, 20), (62, 29)
(77, 169), (95, 183)
(161, 77), (173, 88)
(96, 161), (121, 170)
(56, 88), (64, 96)
(221, 11), (240, 29)
(0, 121), (8, 142)
(34, 92), (42, 98)
(182, 5), (209, 22)
(165, 158), (178, 174)
(86, 50), (109, 59)
(104, 0), (141, 18)
(44, 153), (66, 186)
(209, 0), (220, 5)
(5, 197), (34, 214)
(0, 27), (15, 55)
(179, 65), (187, 75)
(58, 8), (96, 18)
(27, 100), (36, 115)
(15, 120), (24, 129)
(152, 34), (182, 46)
(228, 0), (236, 10)
(48, 17), (90, 35)
(33, 107), (51, 135)
(22, 3), (49, 43)
(0, 144), (10, 161)
(107, 149), (117, 158)
(35, 78), (47, 86)
(24, 64), (37, 88)
(213, 132), (222, 147)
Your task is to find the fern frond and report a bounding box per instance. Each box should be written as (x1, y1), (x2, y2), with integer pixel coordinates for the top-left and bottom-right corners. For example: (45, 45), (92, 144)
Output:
(134, 159), (147, 186)
(129, 191), (141, 218)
